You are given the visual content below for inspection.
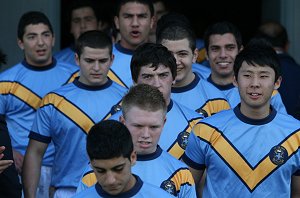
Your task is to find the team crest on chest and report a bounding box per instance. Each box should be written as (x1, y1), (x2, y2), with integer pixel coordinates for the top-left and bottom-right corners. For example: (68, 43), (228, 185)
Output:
(196, 108), (208, 117)
(177, 131), (190, 149)
(160, 180), (176, 196)
(269, 145), (288, 165)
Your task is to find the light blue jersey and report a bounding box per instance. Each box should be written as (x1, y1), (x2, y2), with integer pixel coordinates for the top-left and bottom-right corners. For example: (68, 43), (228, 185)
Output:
(171, 73), (230, 117)
(77, 146), (196, 198)
(29, 78), (126, 188)
(54, 46), (78, 67)
(109, 43), (134, 88)
(192, 63), (211, 79)
(183, 106), (300, 197)
(207, 75), (287, 113)
(74, 175), (174, 198)
(110, 100), (202, 159)
(0, 59), (78, 165)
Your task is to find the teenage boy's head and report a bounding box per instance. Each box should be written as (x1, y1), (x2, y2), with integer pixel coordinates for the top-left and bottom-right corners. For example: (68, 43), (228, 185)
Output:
(234, 38), (281, 82)
(87, 120), (137, 195)
(17, 11), (54, 41)
(120, 84), (167, 154)
(75, 30), (114, 86)
(130, 42), (176, 103)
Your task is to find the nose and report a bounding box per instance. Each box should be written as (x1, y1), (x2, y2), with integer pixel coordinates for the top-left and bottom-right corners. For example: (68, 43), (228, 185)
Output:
(37, 35), (45, 46)
(141, 127), (150, 138)
(131, 16), (139, 26)
(250, 76), (260, 87)
(105, 171), (116, 185)
(151, 76), (161, 88)
(80, 20), (86, 29)
(93, 61), (100, 71)
(219, 48), (227, 58)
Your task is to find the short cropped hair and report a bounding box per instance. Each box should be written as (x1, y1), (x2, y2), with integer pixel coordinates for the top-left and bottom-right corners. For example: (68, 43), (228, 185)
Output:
(115, 0), (154, 17)
(130, 42), (177, 82)
(17, 11), (53, 41)
(204, 21), (243, 51)
(86, 120), (134, 161)
(122, 84), (167, 118)
(75, 30), (113, 58)
(234, 37), (281, 82)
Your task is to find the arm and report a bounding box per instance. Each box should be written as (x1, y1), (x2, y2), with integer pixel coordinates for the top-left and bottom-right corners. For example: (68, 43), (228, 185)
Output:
(22, 139), (48, 198)
(291, 175), (300, 198)
(12, 149), (23, 174)
(0, 146), (13, 174)
(189, 166), (205, 198)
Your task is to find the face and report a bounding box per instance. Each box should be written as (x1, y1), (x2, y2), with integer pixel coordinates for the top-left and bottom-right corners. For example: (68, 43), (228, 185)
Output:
(70, 7), (98, 41)
(207, 33), (240, 81)
(91, 153), (137, 195)
(161, 38), (197, 87)
(233, 62), (281, 117)
(114, 2), (154, 50)
(76, 46), (114, 86)
(120, 107), (166, 155)
(18, 23), (54, 67)
(136, 64), (174, 105)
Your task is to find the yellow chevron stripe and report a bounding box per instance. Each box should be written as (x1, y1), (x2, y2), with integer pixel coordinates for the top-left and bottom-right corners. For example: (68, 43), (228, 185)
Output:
(108, 70), (127, 88)
(82, 172), (97, 187)
(170, 168), (195, 191)
(168, 118), (201, 159)
(196, 123), (300, 190)
(67, 71), (80, 84)
(202, 99), (230, 117)
(0, 81), (41, 110)
(41, 93), (94, 134)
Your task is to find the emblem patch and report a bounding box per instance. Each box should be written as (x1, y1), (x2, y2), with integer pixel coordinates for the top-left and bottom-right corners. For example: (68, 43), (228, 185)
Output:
(177, 131), (190, 149)
(111, 104), (122, 115)
(160, 180), (176, 196)
(269, 145), (288, 165)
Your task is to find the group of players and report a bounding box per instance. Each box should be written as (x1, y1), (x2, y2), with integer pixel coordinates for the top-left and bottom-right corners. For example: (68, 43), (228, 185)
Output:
(1, 0), (300, 197)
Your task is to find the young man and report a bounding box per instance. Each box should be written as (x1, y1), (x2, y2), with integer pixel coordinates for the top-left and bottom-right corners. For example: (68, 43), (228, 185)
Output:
(110, 0), (155, 88)
(0, 11), (78, 198)
(257, 21), (300, 120)
(74, 120), (174, 198)
(156, 20), (230, 117)
(22, 30), (127, 198)
(156, 12), (211, 80)
(182, 38), (300, 197)
(77, 84), (197, 197)
(204, 21), (287, 113)
(111, 43), (202, 160)
(55, 0), (99, 66)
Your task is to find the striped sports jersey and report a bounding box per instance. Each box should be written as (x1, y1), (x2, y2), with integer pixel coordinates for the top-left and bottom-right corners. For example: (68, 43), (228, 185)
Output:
(0, 58), (79, 165)
(183, 106), (300, 197)
(74, 175), (174, 198)
(29, 78), (126, 188)
(77, 146), (196, 197)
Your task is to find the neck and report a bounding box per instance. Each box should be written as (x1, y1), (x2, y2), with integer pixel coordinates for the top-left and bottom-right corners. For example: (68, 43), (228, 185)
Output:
(211, 73), (234, 86)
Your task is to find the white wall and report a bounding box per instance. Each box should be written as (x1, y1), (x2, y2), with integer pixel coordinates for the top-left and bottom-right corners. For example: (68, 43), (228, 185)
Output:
(0, 0), (60, 71)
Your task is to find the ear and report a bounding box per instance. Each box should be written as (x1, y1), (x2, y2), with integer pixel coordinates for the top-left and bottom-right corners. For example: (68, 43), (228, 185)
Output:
(130, 150), (137, 166)
(119, 115), (125, 124)
(75, 53), (80, 66)
(114, 16), (120, 30)
(233, 75), (238, 87)
(192, 48), (199, 63)
(51, 35), (55, 48)
(17, 39), (24, 50)
(274, 76), (282, 90)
